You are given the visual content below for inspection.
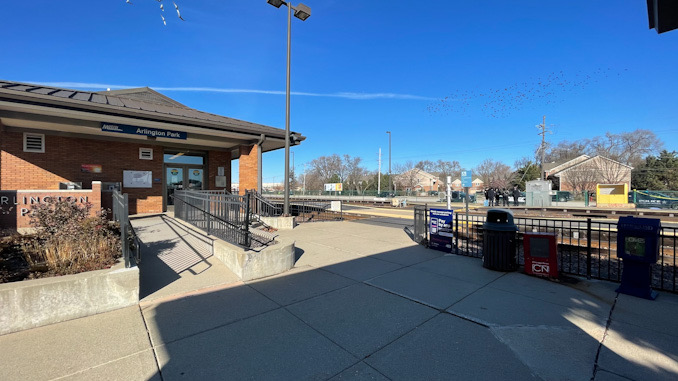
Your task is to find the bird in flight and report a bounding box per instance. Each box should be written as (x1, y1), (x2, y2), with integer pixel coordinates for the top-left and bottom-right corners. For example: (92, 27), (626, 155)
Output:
(174, 2), (185, 21)
(161, 14), (166, 26)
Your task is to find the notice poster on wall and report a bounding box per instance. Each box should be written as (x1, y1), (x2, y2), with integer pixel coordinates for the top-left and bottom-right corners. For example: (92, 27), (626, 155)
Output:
(123, 170), (152, 188)
(429, 208), (454, 253)
(81, 164), (102, 173)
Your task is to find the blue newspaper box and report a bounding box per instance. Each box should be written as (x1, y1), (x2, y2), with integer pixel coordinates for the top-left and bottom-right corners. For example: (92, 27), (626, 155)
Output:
(616, 216), (661, 300)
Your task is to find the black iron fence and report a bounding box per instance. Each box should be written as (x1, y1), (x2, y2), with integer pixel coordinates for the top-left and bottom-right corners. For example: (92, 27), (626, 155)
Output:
(249, 192), (344, 223)
(173, 190), (252, 247)
(292, 200), (343, 223)
(414, 207), (678, 294)
(246, 190), (283, 217)
(413, 205), (428, 244)
(112, 190), (140, 268)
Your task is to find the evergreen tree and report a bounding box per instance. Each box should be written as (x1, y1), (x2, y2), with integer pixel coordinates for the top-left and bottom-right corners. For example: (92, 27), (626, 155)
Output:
(632, 151), (678, 190)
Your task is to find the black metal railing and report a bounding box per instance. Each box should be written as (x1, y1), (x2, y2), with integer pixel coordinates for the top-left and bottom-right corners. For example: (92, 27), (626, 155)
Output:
(413, 207), (678, 294)
(246, 189), (283, 217)
(173, 190), (252, 247)
(414, 205), (428, 244)
(292, 200), (343, 223)
(112, 190), (140, 268)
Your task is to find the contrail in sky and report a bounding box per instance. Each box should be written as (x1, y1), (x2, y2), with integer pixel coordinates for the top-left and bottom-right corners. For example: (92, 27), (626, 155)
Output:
(22, 81), (435, 101)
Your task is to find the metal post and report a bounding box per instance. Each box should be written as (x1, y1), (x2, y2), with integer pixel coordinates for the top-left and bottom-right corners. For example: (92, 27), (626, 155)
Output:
(464, 186), (470, 243)
(586, 218), (592, 280)
(283, 2), (292, 216)
(455, 212), (459, 255)
(123, 193), (129, 268)
(206, 197), (212, 235)
(245, 193), (251, 247)
(424, 203), (429, 247)
(446, 176), (452, 210)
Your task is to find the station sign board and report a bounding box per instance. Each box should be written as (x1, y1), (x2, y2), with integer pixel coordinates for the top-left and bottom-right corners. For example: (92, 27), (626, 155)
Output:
(101, 123), (187, 140)
(461, 170), (473, 188)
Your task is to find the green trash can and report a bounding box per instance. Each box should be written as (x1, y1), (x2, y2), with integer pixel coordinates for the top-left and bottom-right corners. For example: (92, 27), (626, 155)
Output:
(482, 209), (518, 271)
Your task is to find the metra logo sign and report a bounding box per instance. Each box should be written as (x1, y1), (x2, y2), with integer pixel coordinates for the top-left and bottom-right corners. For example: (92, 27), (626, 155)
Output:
(101, 124), (124, 132)
(101, 123), (187, 140)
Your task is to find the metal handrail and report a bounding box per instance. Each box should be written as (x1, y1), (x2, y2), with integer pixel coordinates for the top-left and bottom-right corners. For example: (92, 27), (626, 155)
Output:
(246, 189), (283, 217)
(173, 190), (252, 248)
(112, 190), (139, 267)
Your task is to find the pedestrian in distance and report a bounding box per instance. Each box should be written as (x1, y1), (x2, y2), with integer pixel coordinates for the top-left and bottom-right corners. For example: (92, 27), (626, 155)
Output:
(503, 188), (510, 206)
(513, 185), (521, 206)
(488, 187), (495, 207)
(494, 188), (500, 207)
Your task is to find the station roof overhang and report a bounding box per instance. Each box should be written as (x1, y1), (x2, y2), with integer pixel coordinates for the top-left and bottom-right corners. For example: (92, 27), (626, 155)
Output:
(647, 0), (678, 34)
(0, 80), (305, 159)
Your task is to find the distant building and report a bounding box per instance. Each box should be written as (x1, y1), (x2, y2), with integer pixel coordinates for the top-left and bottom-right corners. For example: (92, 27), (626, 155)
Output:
(544, 155), (633, 192)
(394, 169), (439, 193)
(451, 178), (484, 193)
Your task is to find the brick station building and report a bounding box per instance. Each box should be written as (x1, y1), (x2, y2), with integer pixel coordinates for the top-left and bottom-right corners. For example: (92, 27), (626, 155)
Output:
(0, 80), (303, 216)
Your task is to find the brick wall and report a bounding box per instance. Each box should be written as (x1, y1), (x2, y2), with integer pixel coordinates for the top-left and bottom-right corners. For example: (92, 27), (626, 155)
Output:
(0, 129), (163, 214)
(0, 182), (102, 229)
(207, 150), (231, 190)
(239, 144), (259, 195)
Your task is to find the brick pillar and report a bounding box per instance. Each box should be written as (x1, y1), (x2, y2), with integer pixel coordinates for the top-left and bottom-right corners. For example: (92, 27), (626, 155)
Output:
(239, 145), (258, 195)
(91, 181), (102, 212)
(208, 151), (232, 190)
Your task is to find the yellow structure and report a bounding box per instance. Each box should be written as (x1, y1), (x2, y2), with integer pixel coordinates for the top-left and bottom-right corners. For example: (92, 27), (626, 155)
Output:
(596, 184), (629, 204)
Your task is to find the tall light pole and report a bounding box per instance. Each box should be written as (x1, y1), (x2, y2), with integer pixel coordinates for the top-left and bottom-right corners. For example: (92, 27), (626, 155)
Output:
(386, 131), (391, 195)
(267, 0), (311, 215)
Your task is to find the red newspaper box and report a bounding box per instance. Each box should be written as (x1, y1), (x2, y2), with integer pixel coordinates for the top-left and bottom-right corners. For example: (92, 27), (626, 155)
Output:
(523, 232), (558, 278)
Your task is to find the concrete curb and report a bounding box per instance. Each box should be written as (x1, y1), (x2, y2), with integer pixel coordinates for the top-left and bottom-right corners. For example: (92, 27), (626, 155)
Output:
(213, 238), (296, 281)
(0, 261), (139, 335)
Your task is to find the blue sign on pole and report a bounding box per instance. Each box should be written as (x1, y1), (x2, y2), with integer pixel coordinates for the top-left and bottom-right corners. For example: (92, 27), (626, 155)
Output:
(101, 123), (187, 140)
(461, 170), (473, 188)
(429, 208), (454, 253)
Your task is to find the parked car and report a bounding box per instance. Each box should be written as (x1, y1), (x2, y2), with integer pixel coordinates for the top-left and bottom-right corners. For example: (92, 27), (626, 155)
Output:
(552, 191), (572, 202)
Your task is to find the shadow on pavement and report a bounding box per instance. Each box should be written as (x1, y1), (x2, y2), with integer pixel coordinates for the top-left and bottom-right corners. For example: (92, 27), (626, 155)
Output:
(136, 219), (678, 381)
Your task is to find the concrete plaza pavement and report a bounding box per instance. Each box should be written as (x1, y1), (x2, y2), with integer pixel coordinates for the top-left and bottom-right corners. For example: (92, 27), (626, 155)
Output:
(1, 216), (678, 380)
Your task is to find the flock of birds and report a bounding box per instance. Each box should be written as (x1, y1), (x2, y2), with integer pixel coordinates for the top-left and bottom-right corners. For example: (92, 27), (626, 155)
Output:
(124, 0), (185, 25)
(426, 68), (628, 119)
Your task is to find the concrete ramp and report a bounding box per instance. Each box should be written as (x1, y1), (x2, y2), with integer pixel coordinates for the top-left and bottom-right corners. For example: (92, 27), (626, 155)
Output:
(131, 215), (240, 302)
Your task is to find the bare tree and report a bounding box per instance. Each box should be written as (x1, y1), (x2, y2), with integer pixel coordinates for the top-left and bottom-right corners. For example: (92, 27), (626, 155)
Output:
(561, 163), (599, 193)
(434, 160), (461, 180)
(589, 130), (663, 167)
(544, 140), (589, 164)
(394, 161), (420, 192)
(343, 155), (364, 191)
(474, 159), (514, 188)
(415, 160), (436, 173)
(543, 129), (663, 167)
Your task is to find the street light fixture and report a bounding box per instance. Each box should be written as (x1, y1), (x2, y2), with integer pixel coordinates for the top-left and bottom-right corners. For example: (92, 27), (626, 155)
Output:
(267, 0), (311, 215)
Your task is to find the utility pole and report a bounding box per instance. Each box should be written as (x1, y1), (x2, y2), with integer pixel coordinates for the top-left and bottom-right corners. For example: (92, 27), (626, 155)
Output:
(537, 115), (551, 180)
(378, 148), (382, 194)
(302, 162), (307, 195)
(386, 131), (392, 194)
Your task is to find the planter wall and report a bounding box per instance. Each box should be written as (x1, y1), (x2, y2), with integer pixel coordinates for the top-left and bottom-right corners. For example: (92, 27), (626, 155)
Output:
(0, 261), (139, 335)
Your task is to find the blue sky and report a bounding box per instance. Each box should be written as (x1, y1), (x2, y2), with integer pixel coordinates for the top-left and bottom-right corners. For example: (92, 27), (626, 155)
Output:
(2, 1), (677, 183)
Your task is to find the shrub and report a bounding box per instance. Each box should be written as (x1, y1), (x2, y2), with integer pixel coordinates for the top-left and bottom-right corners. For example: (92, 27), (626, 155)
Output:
(21, 198), (121, 274)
